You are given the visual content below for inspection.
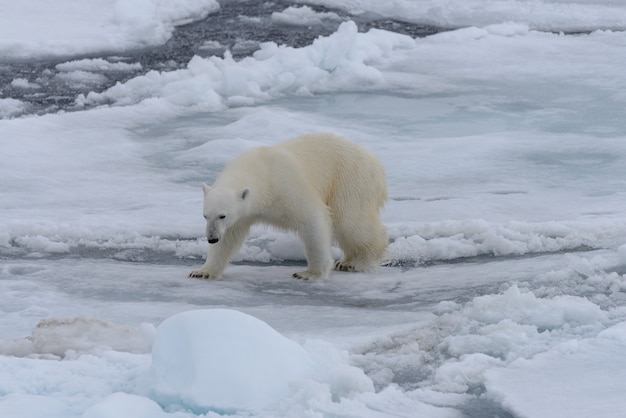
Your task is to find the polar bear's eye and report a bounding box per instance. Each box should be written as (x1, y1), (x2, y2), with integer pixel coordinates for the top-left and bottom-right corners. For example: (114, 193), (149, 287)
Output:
(218, 214), (226, 219)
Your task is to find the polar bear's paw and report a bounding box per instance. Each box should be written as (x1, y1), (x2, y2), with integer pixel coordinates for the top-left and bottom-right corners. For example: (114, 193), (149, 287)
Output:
(333, 261), (357, 272)
(188, 269), (221, 280)
(292, 271), (324, 281)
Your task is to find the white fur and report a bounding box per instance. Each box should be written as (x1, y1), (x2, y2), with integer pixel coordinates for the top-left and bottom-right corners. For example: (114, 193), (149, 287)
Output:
(189, 133), (388, 281)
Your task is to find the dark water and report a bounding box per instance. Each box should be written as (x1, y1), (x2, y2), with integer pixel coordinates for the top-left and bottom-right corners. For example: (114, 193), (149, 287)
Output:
(0, 0), (443, 117)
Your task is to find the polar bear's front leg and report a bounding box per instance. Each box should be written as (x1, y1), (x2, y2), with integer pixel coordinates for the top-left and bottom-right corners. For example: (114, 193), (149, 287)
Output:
(188, 243), (232, 280)
(188, 222), (251, 280)
(292, 211), (333, 281)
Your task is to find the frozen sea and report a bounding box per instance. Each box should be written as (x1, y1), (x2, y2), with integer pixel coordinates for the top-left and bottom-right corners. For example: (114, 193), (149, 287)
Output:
(2, 1), (626, 417)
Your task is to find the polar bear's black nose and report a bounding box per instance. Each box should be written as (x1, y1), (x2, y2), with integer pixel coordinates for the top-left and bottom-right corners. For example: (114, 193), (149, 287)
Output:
(208, 238), (219, 244)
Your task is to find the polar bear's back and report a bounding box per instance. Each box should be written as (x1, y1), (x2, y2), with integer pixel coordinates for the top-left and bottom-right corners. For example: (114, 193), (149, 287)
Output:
(276, 133), (388, 211)
(216, 133), (387, 213)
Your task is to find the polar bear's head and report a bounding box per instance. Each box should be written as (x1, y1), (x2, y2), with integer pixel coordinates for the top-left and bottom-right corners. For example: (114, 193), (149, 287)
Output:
(202, 183), (250, 244)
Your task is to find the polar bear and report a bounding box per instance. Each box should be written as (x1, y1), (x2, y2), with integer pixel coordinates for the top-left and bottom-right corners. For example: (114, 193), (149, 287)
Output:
(188, 133), (388, 281)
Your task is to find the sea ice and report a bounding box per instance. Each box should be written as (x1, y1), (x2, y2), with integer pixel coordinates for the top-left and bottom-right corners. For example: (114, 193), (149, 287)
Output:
(82, 393), (172, 418)
(149, 309), (316, 414)
(271, 6), (342, 26)
(485, 321), (626, 418)
(0, 98), (27, 118)
(0, 0), (220, 59)
(2, 1), (626, 417)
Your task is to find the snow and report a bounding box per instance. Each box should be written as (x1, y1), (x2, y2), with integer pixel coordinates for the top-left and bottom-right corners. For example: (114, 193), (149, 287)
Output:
(56, 59), (143, 74)
(271, 6), (342, 26)
(297, 0), (626, 32)
(149, 309), (317, 414)
(485, 323), (626, 418)
(0, 98), (27, 119)
(10, 79), (40, 90)
(83, 393), (172, 418)
(78, 21), (409, 109)
(0, 0), (220, 59)
(2, 0), (626, 417)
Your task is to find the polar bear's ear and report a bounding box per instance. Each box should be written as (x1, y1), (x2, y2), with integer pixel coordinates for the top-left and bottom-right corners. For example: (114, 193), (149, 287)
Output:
(240, 188), (250, 200)
(202, 183), (212, 195)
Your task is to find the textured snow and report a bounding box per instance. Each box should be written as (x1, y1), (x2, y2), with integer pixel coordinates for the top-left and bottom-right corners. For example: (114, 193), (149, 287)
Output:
(0, 0), (220, 58)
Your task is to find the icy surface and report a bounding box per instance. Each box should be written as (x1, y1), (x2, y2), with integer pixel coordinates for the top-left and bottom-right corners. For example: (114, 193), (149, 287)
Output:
(149, 309), (317, 414)
(0, 98), (27, 119)
(271, 6), (342, 26)
(485, 322), (626, 418)
(0, 0), (220, 59)
(297, 0), (626, 31)
(2, 1), (626, 417)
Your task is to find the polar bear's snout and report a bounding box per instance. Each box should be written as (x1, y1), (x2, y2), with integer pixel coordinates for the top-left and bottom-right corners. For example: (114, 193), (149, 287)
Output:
(206, 226), (221, 243)
(206, 222), (221, 244)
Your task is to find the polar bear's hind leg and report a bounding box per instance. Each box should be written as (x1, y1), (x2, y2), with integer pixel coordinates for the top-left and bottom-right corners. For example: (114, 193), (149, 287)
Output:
(333, 209), (388, 273)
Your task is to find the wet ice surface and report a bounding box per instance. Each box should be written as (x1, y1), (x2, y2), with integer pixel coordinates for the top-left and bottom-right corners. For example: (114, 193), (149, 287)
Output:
(3, 248), (625, 418)
(3, 1), (626, 417)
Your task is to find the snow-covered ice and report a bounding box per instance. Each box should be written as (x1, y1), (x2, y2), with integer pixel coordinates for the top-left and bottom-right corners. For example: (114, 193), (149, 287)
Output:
(484, 320), (626, 417)
(271, 6), (342, 27)
(149, 309), (318, 414)
(0, 0), (220, 59)
(2, 1), (626, 417)
(297, 0), (626, 32)
(0, 98), (27, 119)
